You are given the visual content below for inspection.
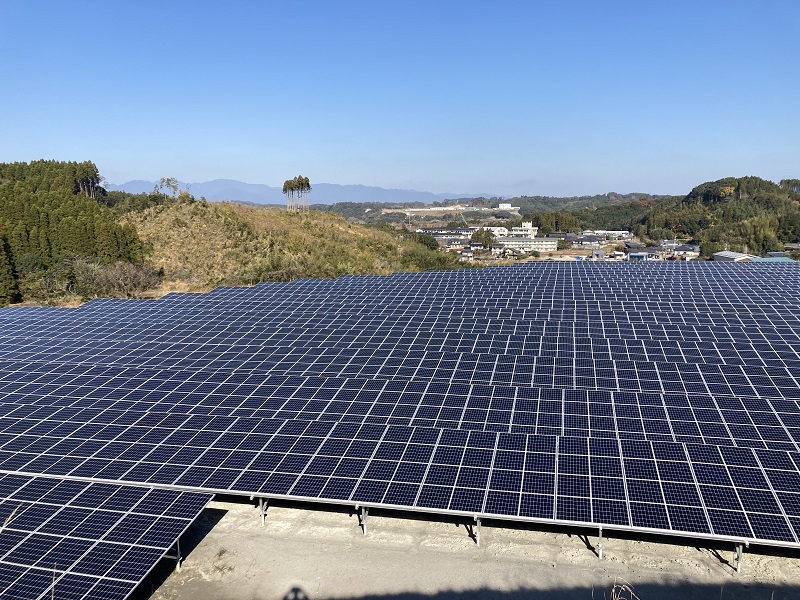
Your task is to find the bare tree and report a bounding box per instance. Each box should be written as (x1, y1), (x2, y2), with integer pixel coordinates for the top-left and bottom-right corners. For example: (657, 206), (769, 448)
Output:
(154, 177), (180, 200)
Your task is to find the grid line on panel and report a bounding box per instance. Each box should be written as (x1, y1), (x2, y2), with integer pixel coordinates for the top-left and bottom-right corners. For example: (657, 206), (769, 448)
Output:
(586, 438), (595, 524)
(754, 451), (800, 543)
(479, 432), (500, 515)
(552, 437), (560, 521)
(613, 438), (637, 529)
(716, 449), (759, 540)
(412, 429), (444, 508)
(676, 443), (715, 536)
(349, 424), (391, 504)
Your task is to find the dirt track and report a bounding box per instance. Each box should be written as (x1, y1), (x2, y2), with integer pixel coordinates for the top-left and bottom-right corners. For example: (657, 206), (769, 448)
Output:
(136, 498), (800, 600)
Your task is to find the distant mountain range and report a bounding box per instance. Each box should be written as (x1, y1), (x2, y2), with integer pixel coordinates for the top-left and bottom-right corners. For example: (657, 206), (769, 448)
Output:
(105, 179), (491, 205)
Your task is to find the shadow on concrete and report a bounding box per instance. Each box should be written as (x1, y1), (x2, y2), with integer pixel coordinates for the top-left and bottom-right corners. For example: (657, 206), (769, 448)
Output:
(256, 496), (800, 572)
(135, 495), (800, 599)
(274, 584), (800, 600)
(131, 505), (228, 599)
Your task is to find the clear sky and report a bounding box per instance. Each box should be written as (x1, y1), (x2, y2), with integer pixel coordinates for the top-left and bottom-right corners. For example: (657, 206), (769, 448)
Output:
(1, 1), (797, 197)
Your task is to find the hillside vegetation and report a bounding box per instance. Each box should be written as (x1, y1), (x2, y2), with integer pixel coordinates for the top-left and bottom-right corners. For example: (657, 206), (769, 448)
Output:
(643, 177), (800, 255)
(1, 160), (796, 305)
(0, 160), (146, 303)
(571, 177), (800, 256)
(323, 192), (660, 224)
(0, 160), (467, 305)
(123, 201), (464, 288)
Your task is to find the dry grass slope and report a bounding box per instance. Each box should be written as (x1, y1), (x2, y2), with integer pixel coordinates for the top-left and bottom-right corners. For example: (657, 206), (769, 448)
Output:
(124, 202), (463, 290)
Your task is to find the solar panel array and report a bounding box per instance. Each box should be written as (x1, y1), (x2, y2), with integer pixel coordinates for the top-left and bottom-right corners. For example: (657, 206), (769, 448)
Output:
(0, 262), (799, 592)
(0, 473), (209, 599)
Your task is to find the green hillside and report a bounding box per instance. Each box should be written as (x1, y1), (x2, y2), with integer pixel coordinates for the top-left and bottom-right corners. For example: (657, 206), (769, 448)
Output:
(637, 177), (800, 255)
(123, 201), (464, 288)
(0, 160), (144, 303)
(553, 176), (800, 257)
(0, 160), (471, 305)
(322, 192), (662, 225)
(1, 160), (795, 305)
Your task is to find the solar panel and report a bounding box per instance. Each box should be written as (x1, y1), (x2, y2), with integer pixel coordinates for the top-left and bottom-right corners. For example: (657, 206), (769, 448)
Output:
(1, 421), (798, 544)
(0, 473), (210, 600)
(0, 365), (797, 449)
(0, 261), (798, 595)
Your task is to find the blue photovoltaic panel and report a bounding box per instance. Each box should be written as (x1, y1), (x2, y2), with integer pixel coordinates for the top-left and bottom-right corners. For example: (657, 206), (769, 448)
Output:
(0, 364), (797, 450)
(0, 261), (798, 597)
(0, 419), (798, 544)
(0, 473), (210, 600)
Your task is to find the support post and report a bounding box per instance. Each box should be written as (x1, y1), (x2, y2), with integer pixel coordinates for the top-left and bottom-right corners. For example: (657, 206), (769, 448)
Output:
(598, 527), (604, 561)
(174, 539), (182, 572)
(735, 543), (743, 574)
(360, 506), (368, 535)
(475, 517), (481, 546)
(259, 497), (268, 527)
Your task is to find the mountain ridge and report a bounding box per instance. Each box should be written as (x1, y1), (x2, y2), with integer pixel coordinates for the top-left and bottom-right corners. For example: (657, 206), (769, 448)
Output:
(106, 179), (493, 205)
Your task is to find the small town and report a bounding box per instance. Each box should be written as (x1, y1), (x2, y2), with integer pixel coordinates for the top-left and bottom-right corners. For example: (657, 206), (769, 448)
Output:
(416, 219), (796, 264)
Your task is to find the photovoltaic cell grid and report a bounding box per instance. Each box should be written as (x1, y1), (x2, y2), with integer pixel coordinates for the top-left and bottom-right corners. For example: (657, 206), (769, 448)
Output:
(0, 262), (797, 563)
(0, 365), (799, 450)
(0, 473), (210, 600)
(1, 417), (799, 545)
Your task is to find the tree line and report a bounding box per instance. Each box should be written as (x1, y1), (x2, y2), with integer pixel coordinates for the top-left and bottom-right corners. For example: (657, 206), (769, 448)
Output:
(0, 160), (154, 304)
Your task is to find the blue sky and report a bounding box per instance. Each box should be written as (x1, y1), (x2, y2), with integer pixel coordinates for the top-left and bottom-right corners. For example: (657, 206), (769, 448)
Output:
(1, 1), (797, 196)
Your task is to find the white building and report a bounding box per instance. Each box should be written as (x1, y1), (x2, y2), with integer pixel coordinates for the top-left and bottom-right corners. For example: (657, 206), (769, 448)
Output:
(573, 235), (605, 248)
(588, 230), (633, 240)
(494, 237), (557, 253)
(509, 222), (539, 238)
(626, 251), (660, 262)
(673, 245), (700, 260)
(497, 203), (521, 211)
(713, 251), (756, 262)
(471, 226), (508, 237)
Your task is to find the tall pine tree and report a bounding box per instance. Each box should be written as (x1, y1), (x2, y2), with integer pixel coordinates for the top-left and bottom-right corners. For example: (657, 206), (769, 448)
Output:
(0, 238), (19, 305)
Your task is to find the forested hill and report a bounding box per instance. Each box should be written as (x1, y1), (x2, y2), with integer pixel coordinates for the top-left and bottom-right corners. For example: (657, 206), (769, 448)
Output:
(2, 161), (797, 306)
(0, 160), (466, 306)
(121, 202), (463, 286)
(0, 160), (143, 303)
(563, 176), (800, 256)
(513, 192), (659, 213)
(323, 192), (661, 223)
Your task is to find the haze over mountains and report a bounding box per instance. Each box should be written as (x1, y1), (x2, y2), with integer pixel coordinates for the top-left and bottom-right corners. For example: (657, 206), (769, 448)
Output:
(106, 179), (492, 205)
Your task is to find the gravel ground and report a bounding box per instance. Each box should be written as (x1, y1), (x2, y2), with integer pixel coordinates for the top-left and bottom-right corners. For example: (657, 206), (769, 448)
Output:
(136, 497), (800, 600)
